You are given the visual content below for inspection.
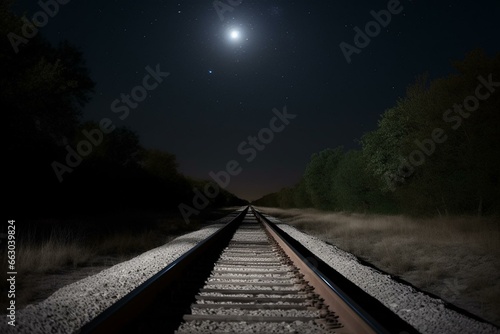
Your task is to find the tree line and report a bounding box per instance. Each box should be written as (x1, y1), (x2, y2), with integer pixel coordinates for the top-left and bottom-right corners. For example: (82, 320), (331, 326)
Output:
(254, 50), (500, 216)
(2, 4), (246, 219)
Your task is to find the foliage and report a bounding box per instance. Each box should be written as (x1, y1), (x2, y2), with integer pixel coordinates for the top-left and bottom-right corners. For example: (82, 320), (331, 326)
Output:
(255, 50), (500, 216)
(3, 4), (245, 219)
(303, 147), (343, 210)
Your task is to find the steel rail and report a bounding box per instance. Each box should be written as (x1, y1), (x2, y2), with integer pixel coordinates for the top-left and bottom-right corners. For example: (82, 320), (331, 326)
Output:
(78, 207), (248, 334)
(79, 206), (422, 333)
(252, 206), (420, 334)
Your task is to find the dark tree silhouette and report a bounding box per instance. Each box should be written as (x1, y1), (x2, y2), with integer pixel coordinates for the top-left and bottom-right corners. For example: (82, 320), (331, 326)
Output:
(255, 50), (499, 216)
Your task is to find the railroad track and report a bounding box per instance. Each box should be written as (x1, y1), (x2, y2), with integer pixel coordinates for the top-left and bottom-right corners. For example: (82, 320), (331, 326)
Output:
(80, 207), (420, 334)
(176, 210), (339, 333)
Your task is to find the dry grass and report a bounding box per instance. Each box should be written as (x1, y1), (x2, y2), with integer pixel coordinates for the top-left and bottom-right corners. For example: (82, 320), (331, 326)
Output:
(257, 207), (500, 326)
(0, 214), (199, 310)
(15, 231), (95, 274)
(9, 228), (175, 276)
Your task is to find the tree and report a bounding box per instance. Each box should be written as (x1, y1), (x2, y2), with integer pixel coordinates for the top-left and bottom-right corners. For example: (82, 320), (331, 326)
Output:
(331, 150), (395, 213)
(252, 193), (279, 207)
(2, 4), (95, 216)
(277, 187), (295, 208)
(303, 148), (344, 210)
(292, 178), (312, 208)
(362, 49), (500, 215)
(141, 149), (180, 183)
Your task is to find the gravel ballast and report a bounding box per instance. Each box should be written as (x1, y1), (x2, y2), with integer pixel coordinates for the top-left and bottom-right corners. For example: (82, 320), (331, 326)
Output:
(262, 214), (500, 334)
(0, 212), (242, 334)
(3, 208), (498, 333)
(175, 319), (330, 333)
(176, 213), (334, 334)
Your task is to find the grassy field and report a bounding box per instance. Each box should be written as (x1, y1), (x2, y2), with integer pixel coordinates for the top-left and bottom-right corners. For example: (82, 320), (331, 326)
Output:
(256, 207), (500, 326)
(0, 207), (237, 310)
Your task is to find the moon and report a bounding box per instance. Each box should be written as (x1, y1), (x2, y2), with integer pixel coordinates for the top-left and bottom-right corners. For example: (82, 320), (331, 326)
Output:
(230, 29), (240, 40)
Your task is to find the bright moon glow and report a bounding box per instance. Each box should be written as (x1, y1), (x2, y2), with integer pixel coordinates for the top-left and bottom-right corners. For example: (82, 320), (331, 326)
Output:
(230, 30), (240, 40)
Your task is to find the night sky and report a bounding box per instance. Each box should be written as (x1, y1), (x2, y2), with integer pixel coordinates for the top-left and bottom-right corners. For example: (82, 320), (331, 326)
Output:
(12, 0), (500, 201)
